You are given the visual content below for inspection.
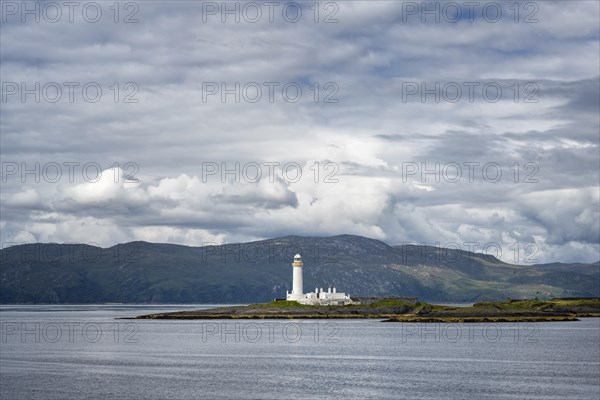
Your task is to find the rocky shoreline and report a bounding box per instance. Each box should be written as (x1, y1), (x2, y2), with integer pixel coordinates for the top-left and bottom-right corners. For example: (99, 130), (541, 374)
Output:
(129, 298), (600, 323)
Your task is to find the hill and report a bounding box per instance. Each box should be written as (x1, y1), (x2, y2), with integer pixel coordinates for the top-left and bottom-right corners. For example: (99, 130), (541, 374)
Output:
(1, 235), (598, 303)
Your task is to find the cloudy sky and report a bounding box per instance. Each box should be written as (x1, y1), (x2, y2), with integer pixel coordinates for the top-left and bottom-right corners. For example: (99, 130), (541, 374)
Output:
(1, 0), (599, 263)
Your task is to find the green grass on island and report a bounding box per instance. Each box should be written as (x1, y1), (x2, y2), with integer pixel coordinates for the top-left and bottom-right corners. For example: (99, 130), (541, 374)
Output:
(253, 299), (421, 308)
(251, 300), (308, 308)
(473, 298), (600, 310)
(133, 297), (600, 322)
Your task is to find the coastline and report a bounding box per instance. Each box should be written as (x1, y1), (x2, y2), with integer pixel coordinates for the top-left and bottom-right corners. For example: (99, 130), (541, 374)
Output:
(128, 298), (600, 323)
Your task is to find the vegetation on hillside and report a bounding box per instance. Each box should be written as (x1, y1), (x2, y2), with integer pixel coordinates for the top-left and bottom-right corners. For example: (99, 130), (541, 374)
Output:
(2, 236), (598, 303)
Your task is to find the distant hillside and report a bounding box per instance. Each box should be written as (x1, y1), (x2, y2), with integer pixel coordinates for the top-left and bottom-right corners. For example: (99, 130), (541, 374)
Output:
(1, 235), (598, 303)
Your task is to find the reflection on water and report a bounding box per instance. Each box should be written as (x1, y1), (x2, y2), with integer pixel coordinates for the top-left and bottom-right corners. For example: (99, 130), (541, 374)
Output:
(1, 305), (599, 399)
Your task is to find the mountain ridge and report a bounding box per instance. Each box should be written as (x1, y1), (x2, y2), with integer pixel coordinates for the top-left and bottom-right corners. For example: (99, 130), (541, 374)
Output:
(1, 235), (598, 304)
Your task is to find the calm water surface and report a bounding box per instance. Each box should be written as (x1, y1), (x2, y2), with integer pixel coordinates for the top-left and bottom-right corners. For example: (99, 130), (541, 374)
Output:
(1, 305), (599, 399)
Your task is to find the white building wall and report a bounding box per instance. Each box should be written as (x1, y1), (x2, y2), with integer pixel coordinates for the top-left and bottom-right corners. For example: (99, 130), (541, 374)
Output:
(292, 266), (303, 296)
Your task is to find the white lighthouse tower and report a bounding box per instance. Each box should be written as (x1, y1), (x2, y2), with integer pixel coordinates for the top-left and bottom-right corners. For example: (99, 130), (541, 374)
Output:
(287, 254), (304, 301)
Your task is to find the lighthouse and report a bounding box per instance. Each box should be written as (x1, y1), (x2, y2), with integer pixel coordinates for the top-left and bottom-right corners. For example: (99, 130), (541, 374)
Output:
(288, 254), (304, 300)
(285, 253), (354, 305)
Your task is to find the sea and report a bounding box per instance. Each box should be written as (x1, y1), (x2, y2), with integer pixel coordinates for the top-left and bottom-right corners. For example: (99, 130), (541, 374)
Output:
(1, 305), (599, 400)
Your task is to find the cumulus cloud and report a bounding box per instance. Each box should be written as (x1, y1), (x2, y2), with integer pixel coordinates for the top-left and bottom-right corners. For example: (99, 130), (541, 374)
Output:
(5, 188), (42, 209)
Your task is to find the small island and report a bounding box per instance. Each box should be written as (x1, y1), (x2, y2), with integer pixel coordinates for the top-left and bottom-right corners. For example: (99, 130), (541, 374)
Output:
(133, 254), (599, 322)
(133, 297), (600, 323)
